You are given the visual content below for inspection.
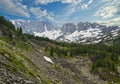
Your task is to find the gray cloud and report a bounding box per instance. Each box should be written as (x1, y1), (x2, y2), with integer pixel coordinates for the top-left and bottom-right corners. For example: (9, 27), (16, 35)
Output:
(30, 7), (47, 19)
(0, 0), (30, 17)
(94, 0), (120, 26)
(35, 0), (81, 5)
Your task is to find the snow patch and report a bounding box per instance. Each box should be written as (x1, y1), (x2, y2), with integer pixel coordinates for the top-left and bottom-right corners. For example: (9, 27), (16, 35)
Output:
(63, 28), (102, 42)
(11, 20), (15, 25)
(34, 30), (62, 40)
(44, 56), (53, 64)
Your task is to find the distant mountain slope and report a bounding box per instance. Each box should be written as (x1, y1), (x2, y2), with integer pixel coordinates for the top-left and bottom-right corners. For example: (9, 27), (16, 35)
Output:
(11, 20), (56, 34)
(11, 20), (120, 43)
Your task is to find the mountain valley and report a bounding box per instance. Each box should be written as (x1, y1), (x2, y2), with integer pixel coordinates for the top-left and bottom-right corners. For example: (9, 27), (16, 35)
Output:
(0, 16), (120, 84)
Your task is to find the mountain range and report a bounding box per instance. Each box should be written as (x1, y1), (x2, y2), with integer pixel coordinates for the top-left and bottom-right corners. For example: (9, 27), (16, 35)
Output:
(11, 20), (120, 43)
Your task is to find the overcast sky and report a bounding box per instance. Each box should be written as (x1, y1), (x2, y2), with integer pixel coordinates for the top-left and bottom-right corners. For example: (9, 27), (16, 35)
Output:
(0, 0), (120, 27)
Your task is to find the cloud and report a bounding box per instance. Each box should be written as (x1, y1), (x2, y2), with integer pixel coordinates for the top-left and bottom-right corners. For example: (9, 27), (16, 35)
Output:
(63, 0), (93, 18)
(61, 0), (81, 4)
(0, 0), (94, 27)
(29, 7), (61, 25)
(35, 0), (58, 5)
(94, 0), (120, 26)
(81, 0), (93, 10)
(96, 17), (120, 27)
(35, 0), (81, 5)
(0, 0), (30, 17)
(34, 0), (90, 26)
(14, 0), (23, 2)
(30, 7), (47, 19)
(94, 5), (117, 19)
(29, 7), (54, 20)
(44, 0), (94, 26)
(94, 0), (120, 19)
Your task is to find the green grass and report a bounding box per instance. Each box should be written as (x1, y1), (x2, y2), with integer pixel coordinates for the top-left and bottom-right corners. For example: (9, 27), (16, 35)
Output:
(0, 39), (51, 84)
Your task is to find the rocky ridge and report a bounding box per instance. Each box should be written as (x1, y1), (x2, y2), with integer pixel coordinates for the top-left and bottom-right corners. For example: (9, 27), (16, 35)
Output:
(11, 20), (120, 43)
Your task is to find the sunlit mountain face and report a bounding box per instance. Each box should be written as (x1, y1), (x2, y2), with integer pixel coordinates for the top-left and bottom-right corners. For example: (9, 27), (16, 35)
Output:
(0, 0), (120, 27)
(11, 20), (119, 43)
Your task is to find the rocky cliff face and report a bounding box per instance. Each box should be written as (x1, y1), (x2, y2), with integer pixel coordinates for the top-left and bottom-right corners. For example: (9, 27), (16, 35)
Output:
(11, 20), (56, 34)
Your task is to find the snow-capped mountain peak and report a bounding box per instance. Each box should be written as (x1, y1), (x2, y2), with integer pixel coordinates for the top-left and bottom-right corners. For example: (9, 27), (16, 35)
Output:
(11, 20), (120, 43)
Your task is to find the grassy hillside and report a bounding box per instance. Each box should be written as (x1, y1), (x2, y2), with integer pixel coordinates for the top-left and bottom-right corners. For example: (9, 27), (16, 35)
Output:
(0, 16), (52, 84)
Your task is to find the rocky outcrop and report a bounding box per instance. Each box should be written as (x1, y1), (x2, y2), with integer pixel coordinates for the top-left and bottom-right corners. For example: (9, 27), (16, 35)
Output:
(0, 64), (35, 84)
